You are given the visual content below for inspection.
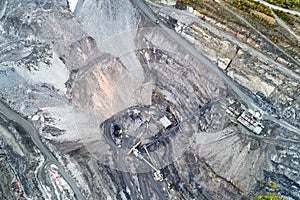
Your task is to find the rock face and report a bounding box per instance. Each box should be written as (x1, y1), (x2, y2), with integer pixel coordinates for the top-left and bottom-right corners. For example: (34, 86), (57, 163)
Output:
(0, 0), (299, 199)
(75, 0), (145, 83)
(194, 128), (271, 193)
(71, 56), (153, 123)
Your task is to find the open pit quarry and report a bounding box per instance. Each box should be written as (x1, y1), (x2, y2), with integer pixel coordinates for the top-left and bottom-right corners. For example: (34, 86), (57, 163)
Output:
(0, 0), (299, 199)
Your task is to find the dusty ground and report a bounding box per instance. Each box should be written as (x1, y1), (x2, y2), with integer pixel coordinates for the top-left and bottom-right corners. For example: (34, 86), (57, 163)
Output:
(0, 0), (299, 199)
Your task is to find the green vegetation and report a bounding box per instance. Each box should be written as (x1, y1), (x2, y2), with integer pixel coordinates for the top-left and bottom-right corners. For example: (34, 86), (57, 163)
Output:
(228, 0), (273, 16)
(178, 0), (249, 26)
(176, 0), (299, 61)
(153, 91), (166, 101)
(263, 0), (300, 10)
(273, 9), (298, 26)
(178, 0), (198, 3)
(271, 35), (281, 43)
(267, 180), (279, 189)
(225, 0), (276, 27)
(253, 193), (283, 200)
(252, 179), (283, 200)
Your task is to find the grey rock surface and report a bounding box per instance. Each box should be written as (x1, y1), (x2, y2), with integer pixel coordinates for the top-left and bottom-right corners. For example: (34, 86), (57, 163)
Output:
(0, 0), (299, 199)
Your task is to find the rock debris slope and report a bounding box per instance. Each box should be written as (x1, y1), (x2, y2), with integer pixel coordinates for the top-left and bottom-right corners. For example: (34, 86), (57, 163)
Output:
(0, 0), (299, 199)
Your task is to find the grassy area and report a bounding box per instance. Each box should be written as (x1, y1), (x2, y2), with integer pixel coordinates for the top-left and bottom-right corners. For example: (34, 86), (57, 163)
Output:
(176, 0), (299, 60)
(226, 0), (275, 27)
(253, 193), (283, 200)
(273, 9), (299, 26)
(177, 0), (250, 26)
(263, 0), (300, 10)
(179, 0), (273, 17)
(267, 180), (279, 189)
(231, 0), (273, 16)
